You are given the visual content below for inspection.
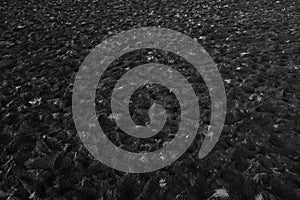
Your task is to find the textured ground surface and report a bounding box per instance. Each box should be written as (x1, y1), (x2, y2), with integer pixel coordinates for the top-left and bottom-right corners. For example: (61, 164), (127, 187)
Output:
(0, 0), (299, 199)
